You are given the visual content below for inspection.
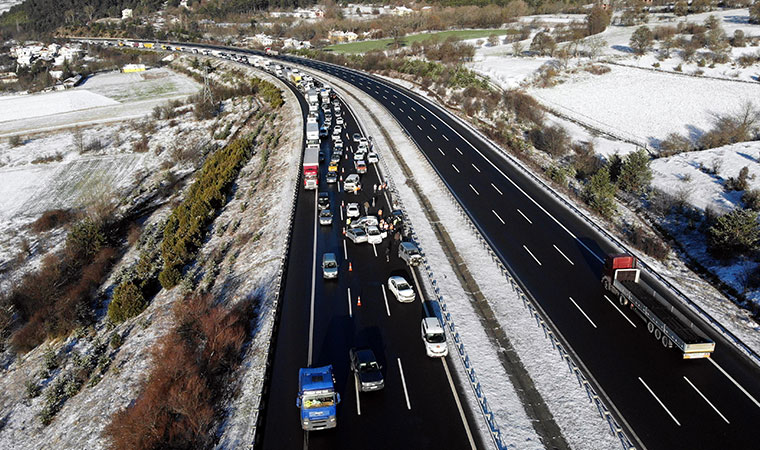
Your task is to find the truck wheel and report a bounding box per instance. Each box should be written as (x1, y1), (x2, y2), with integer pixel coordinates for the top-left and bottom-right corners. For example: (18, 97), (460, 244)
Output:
(618, 295), (628, 307)
(662, 336), (673, 348)
(602, 278), (610, 291)
(647, 322), (654, 334)
(654, 329), (662, 340)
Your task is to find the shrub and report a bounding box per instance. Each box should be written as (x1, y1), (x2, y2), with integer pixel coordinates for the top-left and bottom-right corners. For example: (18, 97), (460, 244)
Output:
(618, 149), (653, 195)
(502, 90), (544, 125)
(707, 208), (760, 258)
(8, 135), (22, 147)
(743, 188), (760, 211)
(725, 166), (750, 191)
(107, 282), (147, 324)
(572, 141), (603, 180)
(529, 125), (570, 157)
(630, 26), (653, 55)
(587, 3), (611, 36)
(699, 102), (760, 149)
(584, 167), (617, 217)
(31, 209), (74, 233)
(659, 133), (691, 156)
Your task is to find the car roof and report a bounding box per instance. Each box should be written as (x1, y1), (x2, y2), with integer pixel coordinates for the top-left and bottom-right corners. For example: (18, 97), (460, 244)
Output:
(318, 191), (328, 197)
(389, 275), (407, 283)
(323, 252), (336, 261)
(400, 242), (417, 250)
(351, 347), (376, 362)
(423, 317), (443, 332)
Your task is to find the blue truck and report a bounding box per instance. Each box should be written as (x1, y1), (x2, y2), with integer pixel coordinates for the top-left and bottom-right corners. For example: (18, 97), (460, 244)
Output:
(296, 365), (340, 430)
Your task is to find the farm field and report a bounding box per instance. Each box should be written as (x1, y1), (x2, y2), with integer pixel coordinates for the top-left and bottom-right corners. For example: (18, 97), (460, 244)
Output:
(327, 28), (514, 53)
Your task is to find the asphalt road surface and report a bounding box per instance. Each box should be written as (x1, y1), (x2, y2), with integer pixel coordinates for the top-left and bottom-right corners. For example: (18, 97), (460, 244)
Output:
(258, 80), (481, 450)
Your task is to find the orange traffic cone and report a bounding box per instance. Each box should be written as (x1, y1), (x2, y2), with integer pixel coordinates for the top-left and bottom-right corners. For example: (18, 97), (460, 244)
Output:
(349, 262), (353, 272)
(342, 227), (346, 236)
(357, 296), (362, 307)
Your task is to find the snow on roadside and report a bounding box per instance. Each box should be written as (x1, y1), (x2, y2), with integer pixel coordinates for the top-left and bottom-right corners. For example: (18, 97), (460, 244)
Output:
(0, 90), (120, 123)
(311, 67), (621, 449)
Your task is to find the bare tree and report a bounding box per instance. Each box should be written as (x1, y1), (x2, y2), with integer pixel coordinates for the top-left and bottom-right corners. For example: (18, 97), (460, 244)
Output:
(586, 35), (608, 60)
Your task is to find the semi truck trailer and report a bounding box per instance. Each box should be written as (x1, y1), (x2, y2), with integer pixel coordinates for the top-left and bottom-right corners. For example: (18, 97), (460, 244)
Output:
(602, 254), (715, 359)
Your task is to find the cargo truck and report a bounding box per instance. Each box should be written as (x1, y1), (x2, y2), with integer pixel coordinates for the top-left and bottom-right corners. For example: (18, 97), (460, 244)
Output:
(602, 254), (715, 359)
(306, 122), (320, 141)
(303, 146), (319, 190)
(297, 365), (340, 430)
(307, 89), (319, 104)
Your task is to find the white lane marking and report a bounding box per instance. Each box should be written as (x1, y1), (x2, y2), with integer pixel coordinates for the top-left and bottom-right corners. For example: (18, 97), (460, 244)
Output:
(343, 239), (348, 260)
(402, 100), (407, 104)
(456, 147), (463, 155)
(492, 210), (505, 224)
(517, 209), (532, 224)
(383, 83), (605, 263)
(639, 377), (681, 426)
(471, 163), (480, 173)
(438, 147), (445, 156)
(408, 115), (412, 121)
(708, 358), (760, 409)
(417, 124), (422, 130)
(355, 372), (362, 416)
(308, 190), (318, 365)
(420, 114), (426, 120)
(469, 184), (479, 196)
(372, 243), (377, 257)
(569, 296), (597, 328)
(411, 106), (416, 112)
(523, 245), (542, 266)
(382, 284), (391, 317)
(553, 244), (574, 265)
(383, 95), (387, 100)
(340, 203), (344, 220)
(399, 108), (403, 112)
(431, 123), (437, 130)
(603, 295), (637, 328)
(348, 287), (353, 318)
(427, 135), (433, 142)
(443, 135), (449, 141)
(393, 94), (398, 99)
(441, 358), (477, 449)
(397, 358), (412, 410)
(391, 101), (395, 106)
(452, 164), (460, 173)
(491, 183), (503, 195)
(684, 376), (730, 424)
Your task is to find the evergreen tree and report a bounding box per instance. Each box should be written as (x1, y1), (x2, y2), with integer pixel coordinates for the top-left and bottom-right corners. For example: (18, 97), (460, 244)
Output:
(584, 167), (617, 217)
(618, 149), (652, 195)
(707, 209), (760, 257)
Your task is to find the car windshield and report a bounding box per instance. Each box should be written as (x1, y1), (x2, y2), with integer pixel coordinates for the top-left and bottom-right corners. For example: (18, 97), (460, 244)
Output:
(398, 282), (410, 290)
(426, 332), (445, 343)
(358, 361), (379, 372)
(368, 228), (379, 235)
(303, 394), (335, 409)
(325, 261), (337, 268)
(320, 210), (331, 217)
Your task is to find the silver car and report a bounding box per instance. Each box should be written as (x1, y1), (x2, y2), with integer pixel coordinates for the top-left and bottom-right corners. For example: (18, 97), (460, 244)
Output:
(319, 209), (333, 225)
(346, 227), (368, 244)
(388, 276), (415, 303)
(322, 253), (338, 279)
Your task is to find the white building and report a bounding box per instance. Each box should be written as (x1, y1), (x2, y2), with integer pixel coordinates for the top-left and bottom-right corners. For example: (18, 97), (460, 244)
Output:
(122, 9), (133, 20)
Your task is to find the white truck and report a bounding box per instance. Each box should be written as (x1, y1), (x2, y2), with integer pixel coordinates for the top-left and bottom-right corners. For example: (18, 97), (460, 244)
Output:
(602, 254), (715, 359)
(306, 122), (320, 141)
(307, 88), (319, 105)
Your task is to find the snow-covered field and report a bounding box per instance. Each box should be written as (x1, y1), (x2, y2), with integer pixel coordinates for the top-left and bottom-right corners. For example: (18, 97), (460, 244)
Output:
(0, 0), (21, 14)
(0, 68), (200, 136)
(652, 141), (760, 213)
(529, 64), (760, 147)
(0, 91), (120, 122)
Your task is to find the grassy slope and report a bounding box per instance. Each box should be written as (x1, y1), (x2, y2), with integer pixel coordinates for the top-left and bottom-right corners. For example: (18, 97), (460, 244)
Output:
(326, 28), (512, 53)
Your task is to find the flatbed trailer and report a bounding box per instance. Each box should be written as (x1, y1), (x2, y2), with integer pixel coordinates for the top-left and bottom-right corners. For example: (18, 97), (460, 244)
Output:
(602, 254), (715, 359)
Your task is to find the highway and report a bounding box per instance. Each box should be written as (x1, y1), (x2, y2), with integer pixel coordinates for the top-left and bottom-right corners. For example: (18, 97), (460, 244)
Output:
(257, 80), (481, 449)
(77, 38), (760, 449)
(273, 55), (760, 450)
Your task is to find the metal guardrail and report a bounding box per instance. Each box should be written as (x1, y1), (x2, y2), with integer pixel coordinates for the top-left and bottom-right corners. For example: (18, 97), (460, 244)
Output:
(326, 74), (510, 450)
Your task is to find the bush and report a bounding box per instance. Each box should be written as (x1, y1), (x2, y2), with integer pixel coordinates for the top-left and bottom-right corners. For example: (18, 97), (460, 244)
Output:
(699, 102), (760, 149)
(630, 26), (653, 55)
(618, 149), (653, 195)
(8, 135), (22, 147)
(659, 133), (691, 156)
(502, 90), (544, 125)
(529, 125), (570, 157)
(726, 166), (751, 192)
(584, 167), (617, 217)
(159, 135), (257, 289)
(106, 294), (253, 450)
(107, 282), (147, 324)
(743, 188), (760, 211)
(572, 141), (603, 180)
(31, 209), (74, 233)
(707, 208), (760, 258)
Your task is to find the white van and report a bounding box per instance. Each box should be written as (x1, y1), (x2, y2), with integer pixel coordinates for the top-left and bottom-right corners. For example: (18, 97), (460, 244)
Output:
(421, 318), (448, 357)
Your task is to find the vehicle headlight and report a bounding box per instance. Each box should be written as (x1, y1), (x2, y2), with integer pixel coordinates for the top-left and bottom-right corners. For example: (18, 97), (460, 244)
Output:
(303, 421), (309, 425)
(329, 418), (336, 422)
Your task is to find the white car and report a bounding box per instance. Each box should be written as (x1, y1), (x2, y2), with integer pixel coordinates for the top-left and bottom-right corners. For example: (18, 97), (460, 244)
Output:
(354, 150), (366, 162)
(359, 137), (369, 147)
(366, 225), (386, 245)
(336, 116), (344, 126)
(353, 216), (378, 228)
(346, 202), (360, 218)
(346, 227), (368, 244)
(334, 139), (344, 150)
(334, 125), (343, 135)
(388, 276), (415, 303)
(344, 174), (360, 192)
(367, 151), (378, 163)
(421, 318), (448, 357)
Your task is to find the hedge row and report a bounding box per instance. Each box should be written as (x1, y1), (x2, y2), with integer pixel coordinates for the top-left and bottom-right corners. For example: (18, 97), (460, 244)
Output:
(159, 135), (257, 289)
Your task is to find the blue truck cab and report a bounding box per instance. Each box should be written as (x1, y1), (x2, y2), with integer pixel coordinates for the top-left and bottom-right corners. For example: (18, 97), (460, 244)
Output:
(296, 365), (340, 430)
